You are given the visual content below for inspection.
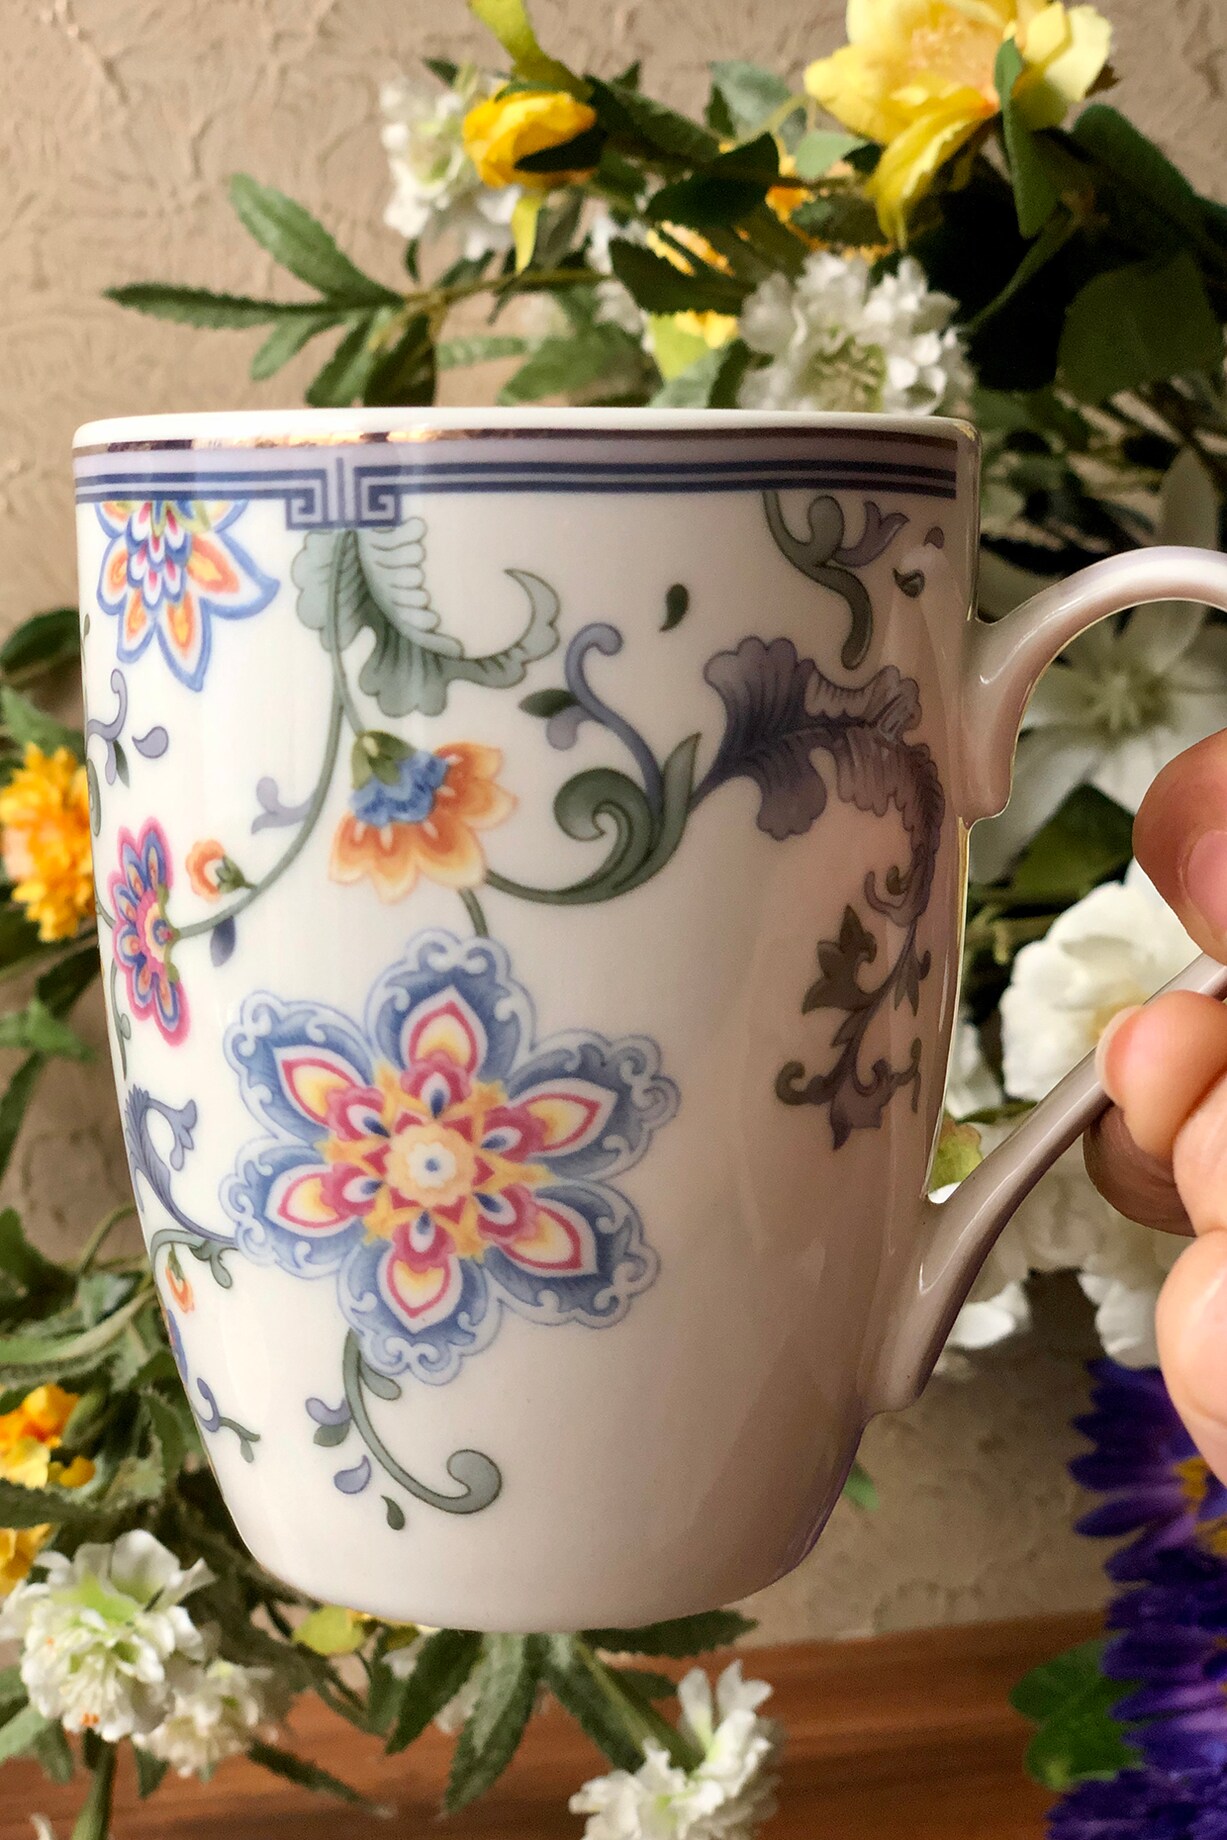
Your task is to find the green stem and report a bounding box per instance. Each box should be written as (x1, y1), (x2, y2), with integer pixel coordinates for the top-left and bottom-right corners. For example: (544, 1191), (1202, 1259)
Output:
(176, 689), (344, 944)
(75, 1202), (137, 1274)
(71, 1740), (116, 1840)
(459, 887), (489, 937)
(323, 537), (365, 737)
(572, 1639), (704, 1772)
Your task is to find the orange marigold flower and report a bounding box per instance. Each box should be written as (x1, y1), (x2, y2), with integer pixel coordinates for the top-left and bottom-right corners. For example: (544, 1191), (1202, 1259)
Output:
(0, 1383), (95, 1594)
(186, 839), (226, 901)
(0, 745), (94, 942)
(331, 742), (513, 904)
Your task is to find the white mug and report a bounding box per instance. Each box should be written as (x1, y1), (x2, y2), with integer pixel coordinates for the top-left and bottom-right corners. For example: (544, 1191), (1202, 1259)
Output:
(73, 407), (1227, 1632)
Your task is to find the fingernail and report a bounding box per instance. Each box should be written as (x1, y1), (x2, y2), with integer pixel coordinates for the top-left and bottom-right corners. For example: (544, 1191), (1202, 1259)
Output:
(1095, 1004), (1142, 1100)
(1183, 830), (1227, 935)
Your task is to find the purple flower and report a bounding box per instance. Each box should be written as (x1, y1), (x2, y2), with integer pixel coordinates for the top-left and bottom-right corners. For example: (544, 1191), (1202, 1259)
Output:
(1072, 1363), (1227, 1582)
(1048, 1763), (1227, 1839)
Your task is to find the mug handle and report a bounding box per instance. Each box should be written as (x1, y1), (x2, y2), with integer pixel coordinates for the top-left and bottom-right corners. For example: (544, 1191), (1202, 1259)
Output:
(872, 544), (1227, 1412)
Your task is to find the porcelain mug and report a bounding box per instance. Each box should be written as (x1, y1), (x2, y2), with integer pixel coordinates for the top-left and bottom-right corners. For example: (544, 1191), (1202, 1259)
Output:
(73, 407), (1227, 1631)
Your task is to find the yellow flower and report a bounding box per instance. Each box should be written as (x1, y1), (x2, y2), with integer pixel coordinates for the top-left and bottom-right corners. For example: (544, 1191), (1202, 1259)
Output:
(462, 90), (597, 190)
(805, 0), (1112, 241)
(0, 744), (94, 942)
(645, 225), (740, 363)
(0, 1385), (95, 1594)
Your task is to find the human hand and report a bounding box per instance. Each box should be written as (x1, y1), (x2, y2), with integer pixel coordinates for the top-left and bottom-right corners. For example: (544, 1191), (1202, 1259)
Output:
(1085, 731), (1227, 1482)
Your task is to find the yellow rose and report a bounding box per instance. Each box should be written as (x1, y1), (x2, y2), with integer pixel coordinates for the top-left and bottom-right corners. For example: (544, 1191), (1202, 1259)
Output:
(462, 90), (598, 190)
(0, 1385), (95, 1595)
(805, 0), (1111, 242)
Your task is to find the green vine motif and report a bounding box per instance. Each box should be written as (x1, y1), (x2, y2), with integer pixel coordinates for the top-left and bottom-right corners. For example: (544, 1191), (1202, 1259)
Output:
(312, 1332), (502, 1521)
(763, 491), (908, 670)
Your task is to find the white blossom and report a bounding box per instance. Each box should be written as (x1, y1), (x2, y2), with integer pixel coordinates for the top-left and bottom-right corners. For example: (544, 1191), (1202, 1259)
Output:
(738, 252), (970, 416)
(1000, 864), (1197, 1103)
(135, 1657), (269, 1778)
(380, 71), (517, 258)
(0, 1531), (211, 1742)
(942, 866), (1198, 1364)
(570, 1662), (780, 1840)
(972, 450), (1226, 881)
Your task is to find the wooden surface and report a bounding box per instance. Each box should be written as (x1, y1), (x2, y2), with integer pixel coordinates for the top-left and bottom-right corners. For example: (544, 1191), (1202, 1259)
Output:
(0, 1612), (1099, 1838)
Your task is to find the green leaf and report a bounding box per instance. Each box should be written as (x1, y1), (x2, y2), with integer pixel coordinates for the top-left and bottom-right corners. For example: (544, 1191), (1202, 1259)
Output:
(0, 1667), (24, 1711)
(304, 314), (392, 408)
(250, 310), (345, 381)
(105, 284), (318, 329)
(0, 908), (49, 983)
(1011, 1641), (1141, 1790)
(0, 1056), (45, 1191)
(387, 1628), (483, 1753)
(995, 41), (1058, 238)
(31, 1720), (74, 1783)
(514, 124), (607, 174)
(498, 323), (646, 404)
(543, 1639), (644, 1771)
(1059, 252), (1224, 402)
(931, 1115), (984, 1188)
(794, 130), (865, 179)
(363, 313), (436, 407)
(445, 1635), (543, 1812)
(0, 608), (80, 684)
(424, 56), (458, 86)
(294, 1604), (370, 1657)
(999, 784), (1134, 902)
(36, 944), (99, 1020)
(1073, 105), (1210, 245)
(0, 1208), (69, 1296)
(708, 61), (794, 136)
(650, 339), (750, 407)
(228, 176), (399, 303)
(609, 240), (746, 315)
(0, 997), (90, 1061)
(0, 1282), (151, 1385)
(1, 686), (82, 759)
(134, 1748), (169, 1798)
(247, 1739), (387, 1812)
(965, 208), (1078, 334)
(437, 333), (533, 369)
(789, 190), (882, 248)
(583, 1610), (755, 1657)
(467, 0), (586, 95)
(0, 1703), (49, 1765)
(647, 133), (780, 230)
(141, 1388), (192, 1482)
(842, 1459), (879, 1511)
(520, 687), (578, 718)
(588, 79), (719, 164)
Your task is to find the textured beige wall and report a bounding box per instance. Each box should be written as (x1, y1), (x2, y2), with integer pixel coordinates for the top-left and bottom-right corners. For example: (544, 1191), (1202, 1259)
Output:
(1, 0), (1223, 1640)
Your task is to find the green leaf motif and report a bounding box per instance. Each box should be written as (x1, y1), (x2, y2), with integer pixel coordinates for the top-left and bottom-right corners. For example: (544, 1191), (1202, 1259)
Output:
(228, 176), (400, 304)
(1059, 252), (1224, 402)
(292, 523), (561, 717)
(1011, 1640), (1142, 1790)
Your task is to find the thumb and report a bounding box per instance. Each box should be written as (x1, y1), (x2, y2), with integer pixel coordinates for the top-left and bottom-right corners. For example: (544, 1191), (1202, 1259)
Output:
(1157, 1230), (1227, 1485)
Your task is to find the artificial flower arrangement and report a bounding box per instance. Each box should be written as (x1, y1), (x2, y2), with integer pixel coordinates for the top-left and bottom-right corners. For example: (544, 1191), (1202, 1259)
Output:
(1, 0), (1227, 1832)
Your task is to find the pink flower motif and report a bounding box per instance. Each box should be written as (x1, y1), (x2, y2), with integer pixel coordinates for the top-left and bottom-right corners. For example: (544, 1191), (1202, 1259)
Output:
(109, 820), (188, 1044)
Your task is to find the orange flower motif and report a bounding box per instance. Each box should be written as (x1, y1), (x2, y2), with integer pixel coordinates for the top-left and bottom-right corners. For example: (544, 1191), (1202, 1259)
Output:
(186, 839), (226, 901)
(331, 742), (513, 904)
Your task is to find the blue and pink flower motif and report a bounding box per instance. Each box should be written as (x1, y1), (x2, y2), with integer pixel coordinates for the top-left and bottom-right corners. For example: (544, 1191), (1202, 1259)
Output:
(96, 499), (276, 692)
(222, 930), (677, 1384)
(108, 820), (188, 1044)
